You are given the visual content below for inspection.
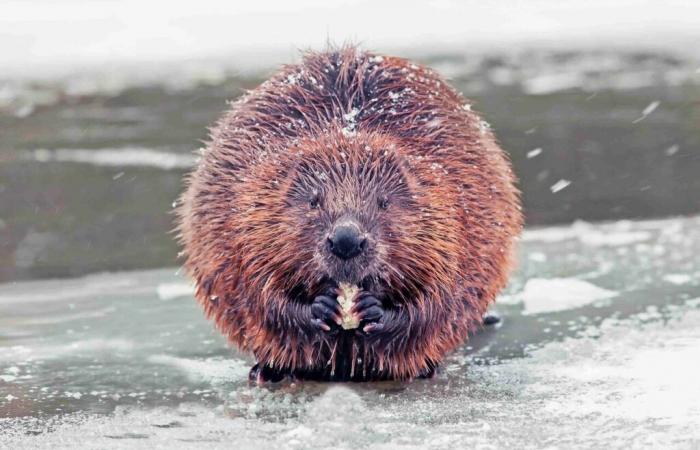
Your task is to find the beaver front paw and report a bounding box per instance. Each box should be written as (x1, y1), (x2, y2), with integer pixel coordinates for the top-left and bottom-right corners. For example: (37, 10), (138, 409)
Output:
(352, 293), (385, 334)
(310, 293), (342, 332)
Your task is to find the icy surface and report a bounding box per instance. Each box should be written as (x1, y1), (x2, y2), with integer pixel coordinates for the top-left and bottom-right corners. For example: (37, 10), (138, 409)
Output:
(29, 148), (198, 170)
(508, 278), (618, 315)
(2, 216), (700, 449)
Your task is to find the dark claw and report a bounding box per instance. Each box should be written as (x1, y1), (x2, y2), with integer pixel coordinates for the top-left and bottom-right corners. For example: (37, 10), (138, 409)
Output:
(311, 318), (330, 331)
(353, 293), (385, 333)
(362, 322), (385, 334)
(351, 294), (382, 314)
(417, 364), (438, 379)
(248, 363), (289, 384)
(482, 312), (501, 325)
(317, 294), (341, 310)
(323, 286), (340, 297)
(311, 294), (342, 331)
(358, 305), (383, 322)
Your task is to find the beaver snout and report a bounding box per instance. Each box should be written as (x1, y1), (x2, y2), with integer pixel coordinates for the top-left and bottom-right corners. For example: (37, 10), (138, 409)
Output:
(327, 223), (367, 260)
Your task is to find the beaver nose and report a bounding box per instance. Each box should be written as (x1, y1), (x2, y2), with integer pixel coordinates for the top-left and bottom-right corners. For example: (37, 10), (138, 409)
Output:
(327, 225), (366, 260)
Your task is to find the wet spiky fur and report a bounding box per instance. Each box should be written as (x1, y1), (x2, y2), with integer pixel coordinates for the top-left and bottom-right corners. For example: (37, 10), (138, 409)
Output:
(176, 46), (522, 381)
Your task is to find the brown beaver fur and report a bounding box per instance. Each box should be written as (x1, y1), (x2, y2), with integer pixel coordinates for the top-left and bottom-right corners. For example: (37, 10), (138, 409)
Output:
(176, 45), (522, 382)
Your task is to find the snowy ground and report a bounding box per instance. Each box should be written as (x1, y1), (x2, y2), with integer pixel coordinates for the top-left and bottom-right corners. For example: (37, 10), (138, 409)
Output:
(1, 216), (699, 449)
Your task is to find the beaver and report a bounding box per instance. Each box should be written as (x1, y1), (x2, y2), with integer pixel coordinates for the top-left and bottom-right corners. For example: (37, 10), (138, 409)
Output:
(176, 46), (522, 383)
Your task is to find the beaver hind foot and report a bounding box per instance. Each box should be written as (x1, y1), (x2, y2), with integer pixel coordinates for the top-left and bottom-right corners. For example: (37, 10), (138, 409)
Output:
(248, 363), (294, 385)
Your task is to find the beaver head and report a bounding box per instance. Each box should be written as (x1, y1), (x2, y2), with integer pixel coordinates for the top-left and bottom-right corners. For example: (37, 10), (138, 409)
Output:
(234, 128), (461, 303)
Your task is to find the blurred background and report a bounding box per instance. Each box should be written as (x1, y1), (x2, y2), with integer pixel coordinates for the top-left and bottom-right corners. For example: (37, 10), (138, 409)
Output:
(1, 0), (699, 282)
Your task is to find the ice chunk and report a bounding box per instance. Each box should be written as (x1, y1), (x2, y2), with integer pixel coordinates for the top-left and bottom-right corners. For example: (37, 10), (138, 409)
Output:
(517, 278), (618, 315)
(156, 282), (194, 300)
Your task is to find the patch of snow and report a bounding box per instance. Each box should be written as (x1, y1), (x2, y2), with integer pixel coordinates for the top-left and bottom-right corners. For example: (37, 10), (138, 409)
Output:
(147, 355), (249, 383)
(537, 309), (700, 427)
(341, 108), (360, 137)
(156, 282), (194, 301)
(663, 274), (692, 285)
(517, 278), (618, 315)
(579, 230), (652, 246)
(523, 220), (652, 246)
(30, 148), (197, 170)
(528, 251), (548, 262)
(0, 339), (136, 363)
(18, 307), (117, 326)
(0, 274), (145, 304)
(342, 108), (359, 123)
(522, 72), (584, 95)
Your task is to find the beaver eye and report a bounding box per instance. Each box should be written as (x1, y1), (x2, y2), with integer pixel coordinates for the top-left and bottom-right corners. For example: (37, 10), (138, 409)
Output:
(309, 191), (321, 209)
(378, 195), (390, 210)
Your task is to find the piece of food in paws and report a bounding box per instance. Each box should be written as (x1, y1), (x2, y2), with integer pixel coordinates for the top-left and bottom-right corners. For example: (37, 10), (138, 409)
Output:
(337, 282), (360, 330)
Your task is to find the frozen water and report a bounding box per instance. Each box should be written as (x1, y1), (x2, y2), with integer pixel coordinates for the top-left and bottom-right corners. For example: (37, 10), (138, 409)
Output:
(30, 148), (197, 170)
(509, 278), (618, 315)
(523, 220), (652, 247)
(156, 282), (195, 301)
(2, 216), (700, 448)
